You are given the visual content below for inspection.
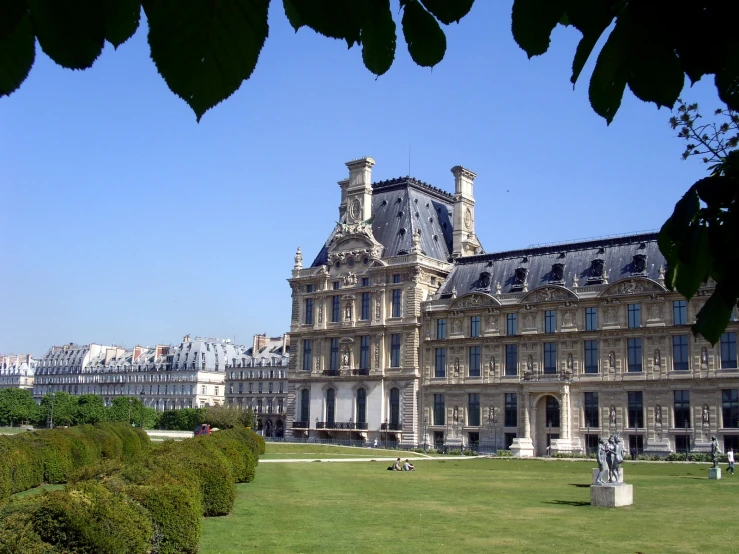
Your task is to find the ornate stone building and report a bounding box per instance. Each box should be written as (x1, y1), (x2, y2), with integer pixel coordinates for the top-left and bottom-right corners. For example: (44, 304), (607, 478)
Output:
(0, 354), (36, 391)
(287, 156), (739, 455)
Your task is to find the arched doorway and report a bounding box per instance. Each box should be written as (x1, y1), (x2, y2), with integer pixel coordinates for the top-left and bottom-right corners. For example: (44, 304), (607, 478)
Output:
(275, 420), (284, 438)
(534, 394), (561, 456)
(264, 419), (273, 437)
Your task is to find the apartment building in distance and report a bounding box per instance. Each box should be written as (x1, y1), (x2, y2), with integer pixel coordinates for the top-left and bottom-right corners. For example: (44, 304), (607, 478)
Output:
(0, 354), (36, 391)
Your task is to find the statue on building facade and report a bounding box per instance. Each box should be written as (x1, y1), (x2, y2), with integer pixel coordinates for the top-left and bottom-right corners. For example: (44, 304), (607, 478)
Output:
(293, 247), (303, 270)
(701, 347), (709, 366)
(655, 404), (662, 425)
(703, 405), (710, 425)
(609, 406), (617, 425)
(342, 348), (350, 367)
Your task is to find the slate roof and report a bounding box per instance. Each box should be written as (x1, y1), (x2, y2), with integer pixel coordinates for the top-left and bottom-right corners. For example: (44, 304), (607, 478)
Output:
(438, 232), (665, 296)
(311, 177), (457, 267)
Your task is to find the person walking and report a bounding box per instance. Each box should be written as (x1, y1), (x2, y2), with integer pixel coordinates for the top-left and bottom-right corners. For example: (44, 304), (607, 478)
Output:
(727, 448), (735, 475)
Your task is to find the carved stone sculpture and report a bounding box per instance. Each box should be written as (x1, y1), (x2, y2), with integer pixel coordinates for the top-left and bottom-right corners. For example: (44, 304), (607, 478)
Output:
(711, 436), (719, 468)
(655, 404), (662, 425)
(703, 405), (710, 425)
(293, 247), (303, 270)
(595, 438), (609, 485)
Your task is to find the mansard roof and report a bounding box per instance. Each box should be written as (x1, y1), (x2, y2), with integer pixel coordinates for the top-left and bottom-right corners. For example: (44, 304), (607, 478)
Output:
(438, 232), (665, 296)
(311, 176), (456, 267)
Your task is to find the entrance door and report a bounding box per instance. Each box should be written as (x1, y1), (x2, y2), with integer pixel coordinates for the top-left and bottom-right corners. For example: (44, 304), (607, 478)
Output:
(628, 434), (644, 456)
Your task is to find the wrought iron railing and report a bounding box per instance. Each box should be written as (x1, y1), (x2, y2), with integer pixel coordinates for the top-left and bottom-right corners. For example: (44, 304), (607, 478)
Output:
(352, 368), (370, 376)
(381, 423), (402, 431)
(315, 421), (369, 430)
(322, 370), (341, 376)
(292, 421), (308, 428)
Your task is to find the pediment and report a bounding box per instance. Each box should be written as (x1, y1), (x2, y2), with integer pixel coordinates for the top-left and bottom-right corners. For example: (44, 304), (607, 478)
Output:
(449, 293), (501, 310)
(599, 278), (666, 297)
(520, 286), (578, 304)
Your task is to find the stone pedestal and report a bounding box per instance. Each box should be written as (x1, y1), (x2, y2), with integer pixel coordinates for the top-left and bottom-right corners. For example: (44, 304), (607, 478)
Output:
(510, 437), (534, 458)
(709, 467), (722, 480)
(592, 468), (623, 484)
(550, 438), (574, 456)
(590, 484), (633, 507)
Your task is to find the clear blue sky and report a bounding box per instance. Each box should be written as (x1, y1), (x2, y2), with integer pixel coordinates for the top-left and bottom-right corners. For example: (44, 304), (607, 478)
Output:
(0, 1), (723, 356)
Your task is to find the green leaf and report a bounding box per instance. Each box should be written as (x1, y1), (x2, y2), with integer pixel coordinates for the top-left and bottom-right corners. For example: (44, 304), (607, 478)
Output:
(693, 284), (737, 345)
(674, 226), (711, 300)
(0, 4), (35, 97)
(282, 0), (361, 48)
(695, 175), (737, 206)
(715, 43), (739, 112)
(102, 0), (140, 49)
(360, 0), (396, 76)
(401, 0), (446, 68)
(143, 0), (270, 122)
(511, 0), (567, 58)
(588, 16), (629, 124)
(565, 0), (617, 85)
(419, 0), (475, 25)
(30, 0), (106, 70)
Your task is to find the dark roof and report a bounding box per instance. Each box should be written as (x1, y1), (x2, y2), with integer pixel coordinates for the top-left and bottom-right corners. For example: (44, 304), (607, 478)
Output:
(439, 232), (665, 295)
(311, 177), (457, 266)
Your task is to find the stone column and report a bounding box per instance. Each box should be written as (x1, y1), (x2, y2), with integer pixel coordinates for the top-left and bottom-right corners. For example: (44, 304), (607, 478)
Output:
(561, 384), (571, 440)
(523, 391), (531, 439)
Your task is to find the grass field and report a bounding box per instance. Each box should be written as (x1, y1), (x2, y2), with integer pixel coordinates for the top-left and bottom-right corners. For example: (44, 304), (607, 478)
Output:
(0, 427), (30, 435)
(260, 443), (430, 460)
(200, 445), (738, 554)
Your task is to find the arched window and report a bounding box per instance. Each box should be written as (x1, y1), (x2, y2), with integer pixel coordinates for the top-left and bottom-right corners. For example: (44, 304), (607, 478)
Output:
(357, 388), (367, 424)
(326, 388), (336, 425)
(390, 387), (400, 427)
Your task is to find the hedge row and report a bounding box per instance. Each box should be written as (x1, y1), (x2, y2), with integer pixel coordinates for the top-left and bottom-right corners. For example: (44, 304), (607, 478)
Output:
(0, 423), (150, 499)
(0, 425), (262, 554)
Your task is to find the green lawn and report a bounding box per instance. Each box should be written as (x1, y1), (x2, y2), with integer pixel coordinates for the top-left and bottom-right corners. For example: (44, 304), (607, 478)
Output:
(201, 454), (738, 554)
(260, 442), (429, 460)
(11, 484), (64, 498)
(0, 427), (30, 435)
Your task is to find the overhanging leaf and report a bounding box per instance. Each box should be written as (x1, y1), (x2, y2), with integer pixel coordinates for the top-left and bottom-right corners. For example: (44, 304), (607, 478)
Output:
(282, 0), (361, 48)
(566, 0), (619, 85)
(626, 41), (683, 109)
(511, 0), (567, 58)
(0, 4), (35, 97)
(419, 0), (475, 25)
(401, 0), (446, 68)
(360, 0), (396, 76)
(144, 0), (270, 122)
(715, 42), (739, 112)
(588, 15), (630, 124)
(102, 0), (140, 49)
(693, 283), (738, 345)
(673, 226), (711, 299)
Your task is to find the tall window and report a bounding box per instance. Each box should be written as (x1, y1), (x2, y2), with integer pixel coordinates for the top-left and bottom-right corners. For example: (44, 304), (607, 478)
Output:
(584, 340), (599, 373)
(721, 333), (737, 369)
(545, 396), (560, 427)
(333, 281), (340, 290)
(305, 298), (313, 325)
(545, 310), (556, 334)
(470, 316), (481, 338)
(332, 296), (340, 322)
(330, 338), (339, 370)
(302, 339), (312, 371)
(393, 274), (401, 284)
(390, 334), (401, 367)
(468, 393), (480, 426)
(437, 318), (447, 339)
(628, 391), (644, 428)
(326, 389), (335, 425)
(627, 338), (642, 372)
(543, 343), (557, 374)
(433, 393), (445, 425)
(390, 387), (400, 426)
(469, 346), (481, 377)
(506, 314), (517, 336)
(628, 304), (641, 328)
(391, 289), (402, 317)
(674, 390), (690, 428)
(306, 284), (313, 293)
(362, 278), (369, 287)
(356, 388), (367, 424)
(504, 393), (517, 427)
(585, 307), (597, 331)
(300, 388), (309, 422)
(723, 389), (739, 428)
(359, 336), (370, 370)
(673, 300), (687, 325)
(505, 345), (518, 376)
(361, 292), (371, 320)
(672, 335), (689, 370)
(435, 347), (446, 378)
(584, 392), (599, 427)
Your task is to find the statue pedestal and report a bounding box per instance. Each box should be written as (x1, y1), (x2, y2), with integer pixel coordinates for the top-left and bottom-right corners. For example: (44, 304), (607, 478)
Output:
(510, 437), (534, 458)
(590, 484), (633, 508)
(709, 467), (722, 480)
(592, 468), (623, 484)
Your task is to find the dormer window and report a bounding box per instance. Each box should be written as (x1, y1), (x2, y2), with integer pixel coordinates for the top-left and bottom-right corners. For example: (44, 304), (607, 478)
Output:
(631, 254), (647, 275)
(588, 258), (605, 283)
(550, 263), (565, 283)
(477, 271), (492, 289)
(511, 267), (528, 291)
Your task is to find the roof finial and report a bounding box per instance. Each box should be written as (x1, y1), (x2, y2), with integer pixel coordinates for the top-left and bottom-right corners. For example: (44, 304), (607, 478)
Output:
(294, 247), (303, 270)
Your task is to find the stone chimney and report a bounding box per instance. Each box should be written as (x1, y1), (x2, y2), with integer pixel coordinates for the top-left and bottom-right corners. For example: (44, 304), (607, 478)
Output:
(133, 346), (143, 362)
(253, 333), (267, 354)
(451, 166), (481, 257)
(343, 157), (375, 223)
(282, 333), (290, 355)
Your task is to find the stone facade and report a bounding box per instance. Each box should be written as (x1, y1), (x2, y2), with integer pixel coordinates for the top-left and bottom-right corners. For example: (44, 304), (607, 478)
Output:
(0, 354), (36, 391)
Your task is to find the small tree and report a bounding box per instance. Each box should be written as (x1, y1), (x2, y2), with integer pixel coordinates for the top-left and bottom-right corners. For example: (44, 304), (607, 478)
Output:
(202, 405), (240, 429)
(38, 392), (77, 427)
(0, 388), (38, 426)
(75, 394), (107, 425)
(237, 407), (256, 429)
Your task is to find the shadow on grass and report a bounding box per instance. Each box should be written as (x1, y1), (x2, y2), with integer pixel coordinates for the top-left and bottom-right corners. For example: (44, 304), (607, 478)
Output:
(570, 484), (591, 488)
(545, 500), (590, 507)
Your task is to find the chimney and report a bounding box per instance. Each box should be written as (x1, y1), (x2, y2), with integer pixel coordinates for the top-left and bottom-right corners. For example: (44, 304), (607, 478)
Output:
(451, 165), (481, 258)
(253, 333), (267, 354)
(344, 157), (375, 223)
(183, 334), (191, 343)
(133, 346), (142, 361)
(282, 333), (290, 355)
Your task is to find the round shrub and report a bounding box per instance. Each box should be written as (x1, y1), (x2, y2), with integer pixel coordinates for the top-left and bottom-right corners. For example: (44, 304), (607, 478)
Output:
(208, 429), (257, 483)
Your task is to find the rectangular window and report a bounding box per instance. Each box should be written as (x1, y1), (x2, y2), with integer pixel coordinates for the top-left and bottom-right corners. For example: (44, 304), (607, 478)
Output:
(330, 338), (339, 370)
(721, 332), (737, 369)
(507, 314), (517, 336)
(627, 338), (642, 372)
(390, 334), (401, 367)
(505, 344), (518, 376)
(391, 289), (402, 317)
(545, 310), (556, 334)
(433, 394), (445, 425)
(304, 298), (313, 325)
(361, 292), (371, 320)
(505, 393), (517, 427)
(362, 278), (369, 287)
(469, 346), (481, 377)
(723, 389), (739, 428)
(584, 340), (599, 373)
(585, 307), (597, 331)
(672, 335), (689, 370)
(673, 300), (687, 325)
(258, 383), (263, 393)
(279, 382), (284, 393)
(393, 274), (401, 284)
(268, 382), (273, 393)
(437, 318), (447, 339)
(360, 336), (370, 370)
(306, 284), (313, 293)
(628, 391), (644, 428)
(674, 390), (690, 428)
(332, 296), (340, 322)
(468, 393), (481, 426)
(333, 281), (340, 290)
(543, 342), (557, 374)
(470, 316), (481, 338)
(302, 339), (312, 371)
(628, 304), (641, 328)
(248, 383), (252, 393)
(435, 348), (446, 378)
(584, 392), (599, 427)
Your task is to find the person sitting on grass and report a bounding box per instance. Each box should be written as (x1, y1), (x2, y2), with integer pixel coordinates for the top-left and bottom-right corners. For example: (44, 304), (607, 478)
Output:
(403, 459), (415, 471)
(387, 457), (401, 471)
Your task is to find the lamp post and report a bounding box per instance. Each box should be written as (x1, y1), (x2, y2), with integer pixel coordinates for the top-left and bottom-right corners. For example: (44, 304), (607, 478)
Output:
(423, 417), (428, 452)
(547, 419), (552, 456)
(685, 418), (690, 461)
(586, 420), (591, 456)
(49, 392), (56, 429)
(139, 390), (145, 429)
